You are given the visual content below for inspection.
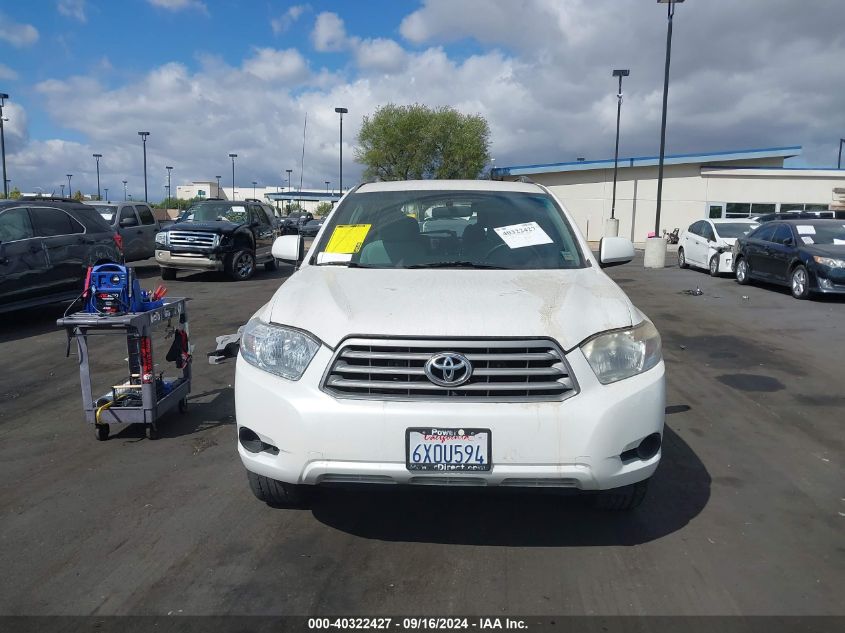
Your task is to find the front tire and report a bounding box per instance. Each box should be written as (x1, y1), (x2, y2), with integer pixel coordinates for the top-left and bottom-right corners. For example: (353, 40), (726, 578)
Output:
(247, 471), (306, 507)
(593, 479), (649, 511)
(735, 257), (750, 285)
(678, 248), (688, 269)
(227, 249), (256, 281)
(160, 267), (176, 280)
(709, 255), (720, 277)
(790, 265), (810, 300)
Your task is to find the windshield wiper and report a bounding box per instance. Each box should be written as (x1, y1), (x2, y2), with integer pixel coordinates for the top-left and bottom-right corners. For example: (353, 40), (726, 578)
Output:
(315, 261), (376, 268)
(406, 261), (507, 269)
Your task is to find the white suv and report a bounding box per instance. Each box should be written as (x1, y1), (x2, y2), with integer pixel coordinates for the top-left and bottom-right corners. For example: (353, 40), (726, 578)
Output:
(235, 180), (665, 510)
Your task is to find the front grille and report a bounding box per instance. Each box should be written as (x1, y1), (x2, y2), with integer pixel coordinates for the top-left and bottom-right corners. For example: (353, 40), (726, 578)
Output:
(322, 338), (577, 402)
(168, 231), (218, 249)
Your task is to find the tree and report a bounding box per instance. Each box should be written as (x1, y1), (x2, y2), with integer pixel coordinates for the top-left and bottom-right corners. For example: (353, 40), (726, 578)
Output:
(315, 202), (333, 216)
(355, 104), (490, 181)
(72, 190), (84, 201)
(8, 187), (21, 199)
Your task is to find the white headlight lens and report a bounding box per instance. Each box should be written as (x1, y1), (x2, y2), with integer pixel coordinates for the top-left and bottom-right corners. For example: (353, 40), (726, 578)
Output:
(813, 256), (845, 268)
(240, 318), (320, 380)
(581, 320), (662, 384)
(155, 231), (168, 245)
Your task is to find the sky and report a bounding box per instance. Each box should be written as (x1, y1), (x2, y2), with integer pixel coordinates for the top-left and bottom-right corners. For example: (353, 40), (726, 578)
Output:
(0, 0), (844, 200)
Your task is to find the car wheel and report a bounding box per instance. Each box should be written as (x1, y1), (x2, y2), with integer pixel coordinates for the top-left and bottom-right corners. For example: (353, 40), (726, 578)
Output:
(264, 258), (277, 272)
(709, 255), (720, 277)
(790, 265), (810, 300)
(247, 471), (306, 507)
(735, 257), (750, 285)
(160, 267), (176, 280)
(593, 478), (649, 511)
(95, 424), (109, 441)
(678, 248), (688, 269)
(227, 249), (256, 281)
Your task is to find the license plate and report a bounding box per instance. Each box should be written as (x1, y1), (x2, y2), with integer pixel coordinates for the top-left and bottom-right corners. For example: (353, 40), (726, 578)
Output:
(406, 428), (491, 472)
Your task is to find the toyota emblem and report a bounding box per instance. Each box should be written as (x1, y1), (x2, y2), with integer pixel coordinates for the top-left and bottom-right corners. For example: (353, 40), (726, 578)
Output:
(424, 352), (473, 387)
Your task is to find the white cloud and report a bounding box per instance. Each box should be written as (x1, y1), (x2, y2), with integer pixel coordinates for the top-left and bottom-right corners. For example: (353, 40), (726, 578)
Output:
(0, 11), (39, 47)
(311, 11), (348, 52)
(355, 38), (408, 73)
(272, 4), (309, 35)
(243, 48), (309, 82)
(58, 0), (87, 23)
(147, 0), (207, 13)
(0, 62), (18, 80)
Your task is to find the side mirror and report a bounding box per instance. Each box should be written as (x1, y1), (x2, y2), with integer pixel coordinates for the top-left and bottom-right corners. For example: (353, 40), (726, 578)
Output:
(784, 237), (794, 247)
(272, 235), (304, 264)
(120, 217), (138, 227)
(599, 236), (635, 268)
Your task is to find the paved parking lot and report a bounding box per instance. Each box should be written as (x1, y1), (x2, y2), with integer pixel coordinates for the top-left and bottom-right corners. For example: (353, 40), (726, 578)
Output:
(0, 256), (842, 616)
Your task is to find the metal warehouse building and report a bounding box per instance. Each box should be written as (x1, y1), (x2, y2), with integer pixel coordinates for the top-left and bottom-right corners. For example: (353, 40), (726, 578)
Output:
(492, 146), (845, 243)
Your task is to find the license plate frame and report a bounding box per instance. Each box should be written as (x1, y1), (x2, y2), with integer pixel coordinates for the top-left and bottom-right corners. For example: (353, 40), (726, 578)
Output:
(405, 427), (492, 472)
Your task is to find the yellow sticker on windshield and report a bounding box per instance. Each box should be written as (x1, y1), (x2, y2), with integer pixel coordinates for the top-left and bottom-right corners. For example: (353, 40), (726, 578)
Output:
(324, 224), (372, 254)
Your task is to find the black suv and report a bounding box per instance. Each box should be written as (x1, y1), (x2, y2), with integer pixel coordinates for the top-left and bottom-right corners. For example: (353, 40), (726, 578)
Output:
(281, 210), (314, 235)
(0, 197), (124, 314)
(155, 199), (280, 281)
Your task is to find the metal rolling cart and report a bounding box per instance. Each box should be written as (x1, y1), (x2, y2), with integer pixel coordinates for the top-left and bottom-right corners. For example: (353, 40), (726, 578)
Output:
(57, 298), (192, 440)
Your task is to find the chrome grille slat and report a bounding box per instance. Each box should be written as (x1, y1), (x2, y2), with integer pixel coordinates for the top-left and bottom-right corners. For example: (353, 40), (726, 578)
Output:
(168, 231), (218, 249)
(322, 338), (578, 402)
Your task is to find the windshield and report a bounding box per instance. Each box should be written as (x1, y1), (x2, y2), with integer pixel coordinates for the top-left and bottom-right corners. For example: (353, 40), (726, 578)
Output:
(96, 206), (118, 222)
(310, 190), (585, 270)
(181, 202), (248, 223)
(795, 223), (845, 245)
(714, 222), (759, 239)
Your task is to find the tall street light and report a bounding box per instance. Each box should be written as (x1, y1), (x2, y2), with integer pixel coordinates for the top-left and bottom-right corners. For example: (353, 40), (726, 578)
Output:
(838, 138), (844, 169)
(92, 153), (102, 200)
(166, 165), (173, 204)
(138, 132), (150, 201)
(325, 180), (330, 193)
(0, 92), (8, 199)
(67, 174), (73, 197)
(229, 153), (238, 200)
(252, 180), (257, 199)
(122, 179), (128, 201)
(334, 107), (348, 193)
(647, 0), (684, 269)
(285, 169), (292, 192)
(215, 175), (221, 197)
(60, 184), (65, 197)
(104, 187), (109, 201)
(609, 69), (630, 237)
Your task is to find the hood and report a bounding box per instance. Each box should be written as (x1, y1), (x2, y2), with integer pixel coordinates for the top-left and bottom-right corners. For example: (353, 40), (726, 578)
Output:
(268, 266), (637, 350)
(165, 220), (241, 233)
(802, 243), (845, 258)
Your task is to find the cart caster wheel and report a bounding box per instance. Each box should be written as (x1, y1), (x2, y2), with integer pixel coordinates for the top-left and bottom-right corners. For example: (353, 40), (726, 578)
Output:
(146, 423), (159, 440)
(95, 424), (109, 441)
(178, 397), (188, 414)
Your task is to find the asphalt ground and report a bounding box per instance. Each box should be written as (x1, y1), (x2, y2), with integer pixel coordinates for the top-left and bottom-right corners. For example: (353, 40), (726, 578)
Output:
(0, 253), (842, 617)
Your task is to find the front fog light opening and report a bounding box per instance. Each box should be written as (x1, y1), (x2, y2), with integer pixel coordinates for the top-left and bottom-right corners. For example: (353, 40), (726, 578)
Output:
(238, 426), (279, 455)
(620, 433), (662, 463)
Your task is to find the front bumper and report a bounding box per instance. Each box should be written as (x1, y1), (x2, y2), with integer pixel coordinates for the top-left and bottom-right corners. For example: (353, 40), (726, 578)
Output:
(813, 266), (845, 294)
(235, 346), (666, 491)
(155, 249), (224, 271)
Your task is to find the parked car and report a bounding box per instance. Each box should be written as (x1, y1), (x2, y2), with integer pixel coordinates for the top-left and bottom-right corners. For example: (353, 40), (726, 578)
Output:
(87, 200), (160, 261)
(235, 180), (665, 511)
(154, 199), (280, 281)
(732, 219), (845, 299)
(0, 197), (123, 313)
(299, 217), (325, 238)
(678, 218), (759, 276)
(753, 210), (834, 223)
(281, 210), (313, 234)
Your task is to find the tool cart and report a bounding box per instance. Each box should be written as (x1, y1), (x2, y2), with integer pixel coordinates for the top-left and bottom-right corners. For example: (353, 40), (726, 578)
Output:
(57, 297), (192, 440)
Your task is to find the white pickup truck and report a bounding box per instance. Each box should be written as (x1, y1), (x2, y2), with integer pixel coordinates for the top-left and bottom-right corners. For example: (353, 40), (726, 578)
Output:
(234, 180), (665, 510)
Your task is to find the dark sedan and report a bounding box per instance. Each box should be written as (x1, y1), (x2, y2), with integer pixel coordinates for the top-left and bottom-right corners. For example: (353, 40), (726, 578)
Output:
(732, 220), (845, 299)
(299, 217), (325, 238)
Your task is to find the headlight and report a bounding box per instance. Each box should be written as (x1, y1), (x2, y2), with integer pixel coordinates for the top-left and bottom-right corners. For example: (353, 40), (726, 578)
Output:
(581, 320), (662, 384)
(813, 256), (845, 269)
(155, 232), (168, 246)
(240, 318), (320, 380)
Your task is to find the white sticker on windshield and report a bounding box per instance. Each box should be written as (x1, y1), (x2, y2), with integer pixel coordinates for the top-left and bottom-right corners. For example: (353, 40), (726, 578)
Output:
(231, 205), (246, 213)
(834, 239), (845, 245)
(797, 225), (816, 235)
(802, 236), (814, 244)
(316, 251), (352, 264)
(493, 222), (553, 249)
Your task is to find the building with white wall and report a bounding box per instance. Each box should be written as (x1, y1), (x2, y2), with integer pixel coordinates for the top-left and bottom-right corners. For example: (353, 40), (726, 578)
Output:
(174, 181), (341, 214)
(492, 146), (845, 243)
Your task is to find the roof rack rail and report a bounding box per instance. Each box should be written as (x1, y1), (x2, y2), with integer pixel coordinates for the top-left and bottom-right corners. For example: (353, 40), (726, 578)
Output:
(516, 176), (535, 184)
(19, 195), (79, 202)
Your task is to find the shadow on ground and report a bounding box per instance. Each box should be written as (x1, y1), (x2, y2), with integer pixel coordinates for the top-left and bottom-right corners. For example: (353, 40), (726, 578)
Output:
(309, 427), (708, 547)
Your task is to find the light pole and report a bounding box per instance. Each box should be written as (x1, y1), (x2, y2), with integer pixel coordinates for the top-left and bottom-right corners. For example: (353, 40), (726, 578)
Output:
(648, 0), (684, 269)
(215, 175), (221, 197)
(334, 107), (348, 193)
(325, 180), (330, 193)
(252, 180), (257, 199)
(229, 153), (237, 200)
(122, 179), (127, 201)
(60, 184), (65, 197)
(608, 69), (630, 237)
(138, 132), (150, 201)
(166, 165), (173, 205)
(285, 169), (292, 192)
(104, 187), (109, 201)
(0, 92), (8, 199)
(92, 153), (102, 200)
(67, 174), (73, 197)
(838, 138), (844, 169)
